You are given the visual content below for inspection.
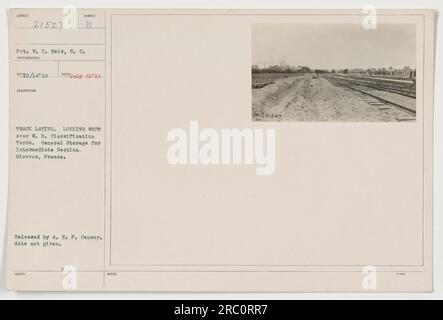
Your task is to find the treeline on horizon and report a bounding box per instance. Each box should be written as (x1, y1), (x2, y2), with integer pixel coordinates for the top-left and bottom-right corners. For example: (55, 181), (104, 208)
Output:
(251, 65), (330, 74)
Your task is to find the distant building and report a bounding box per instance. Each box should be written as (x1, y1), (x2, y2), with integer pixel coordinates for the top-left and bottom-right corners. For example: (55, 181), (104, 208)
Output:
(349, 68), (364, 74)
(368, 66), (415, 79)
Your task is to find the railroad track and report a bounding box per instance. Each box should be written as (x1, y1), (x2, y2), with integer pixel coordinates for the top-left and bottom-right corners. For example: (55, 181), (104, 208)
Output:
(324, 76), (416, 116)
(332, 75), (416, 99)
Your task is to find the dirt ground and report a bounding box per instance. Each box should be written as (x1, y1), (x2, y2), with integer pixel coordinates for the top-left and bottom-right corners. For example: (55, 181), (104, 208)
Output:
(251, 75), (415, 122)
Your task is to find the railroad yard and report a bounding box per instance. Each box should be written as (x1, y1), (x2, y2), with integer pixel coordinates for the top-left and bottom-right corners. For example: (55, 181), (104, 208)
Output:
(251, 73), (416, 122)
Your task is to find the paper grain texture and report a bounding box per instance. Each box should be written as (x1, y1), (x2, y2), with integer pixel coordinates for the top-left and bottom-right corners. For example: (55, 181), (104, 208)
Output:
(7, 8), (435, 292)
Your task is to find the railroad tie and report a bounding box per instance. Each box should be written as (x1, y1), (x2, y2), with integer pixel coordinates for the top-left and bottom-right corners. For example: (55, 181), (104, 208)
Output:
(353, 92), (387, 107)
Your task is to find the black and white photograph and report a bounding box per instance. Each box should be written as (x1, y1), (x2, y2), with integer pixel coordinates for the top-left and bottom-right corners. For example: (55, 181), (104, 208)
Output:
(252, 23), (417, 122)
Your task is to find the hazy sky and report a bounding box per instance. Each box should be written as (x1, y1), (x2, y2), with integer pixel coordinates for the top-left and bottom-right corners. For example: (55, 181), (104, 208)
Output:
(252, 24), (416, 70)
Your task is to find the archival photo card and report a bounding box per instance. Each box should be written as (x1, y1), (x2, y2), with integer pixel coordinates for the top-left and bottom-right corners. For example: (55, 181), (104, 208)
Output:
(251, 23), (417, 122)
(6, 9), (434, 292)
